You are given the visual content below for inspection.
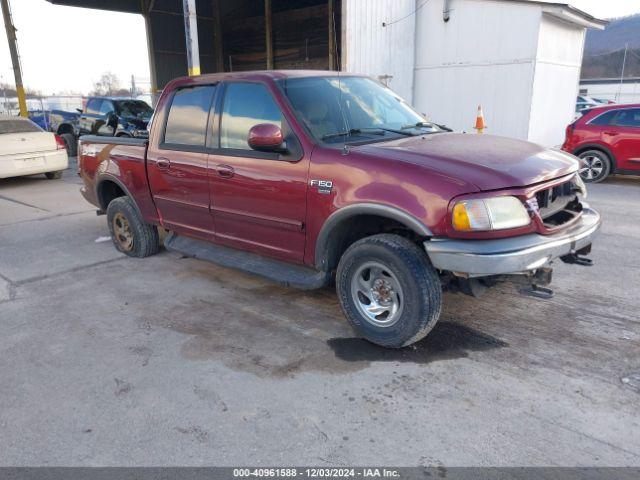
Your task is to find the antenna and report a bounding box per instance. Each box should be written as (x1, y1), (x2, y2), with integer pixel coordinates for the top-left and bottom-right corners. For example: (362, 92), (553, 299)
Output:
(331, 9), (349, 155)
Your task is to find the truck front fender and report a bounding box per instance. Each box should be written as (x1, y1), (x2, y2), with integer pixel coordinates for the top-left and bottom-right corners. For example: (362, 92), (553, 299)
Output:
(314, 203), (433, 271)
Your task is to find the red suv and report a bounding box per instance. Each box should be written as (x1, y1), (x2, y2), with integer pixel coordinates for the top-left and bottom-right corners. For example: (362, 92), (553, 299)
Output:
(562, 104), (640, 182)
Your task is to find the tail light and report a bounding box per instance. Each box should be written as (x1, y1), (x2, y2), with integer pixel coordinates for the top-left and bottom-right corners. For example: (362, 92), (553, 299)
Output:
(54, 134), (66, 150)
(562, 124), (574, 150)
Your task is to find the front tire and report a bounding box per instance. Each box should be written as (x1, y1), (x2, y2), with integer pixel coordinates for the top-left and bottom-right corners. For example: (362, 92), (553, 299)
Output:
(577, 149), (611, 183)
(106, 196), (160, 258)
(336, 234), (442, 348)
(45, 171), (63, 179)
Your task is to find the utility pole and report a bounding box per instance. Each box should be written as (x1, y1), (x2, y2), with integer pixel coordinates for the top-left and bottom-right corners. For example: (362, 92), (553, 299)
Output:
(182, 0), (200, 76)
(131, 74), (136, 98)
(1, 0), (27, 117)
(617, 43), (628, 103)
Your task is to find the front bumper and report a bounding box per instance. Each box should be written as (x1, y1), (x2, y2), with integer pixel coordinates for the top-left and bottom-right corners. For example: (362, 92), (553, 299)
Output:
(424, 207), (601, 276)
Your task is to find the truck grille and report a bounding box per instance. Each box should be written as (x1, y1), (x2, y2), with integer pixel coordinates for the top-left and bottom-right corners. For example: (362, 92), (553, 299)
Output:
(535, 178), (583, 228)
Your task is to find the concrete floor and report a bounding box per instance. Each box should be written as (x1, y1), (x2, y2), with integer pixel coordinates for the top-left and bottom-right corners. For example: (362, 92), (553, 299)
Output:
(0, 161), (638, 466)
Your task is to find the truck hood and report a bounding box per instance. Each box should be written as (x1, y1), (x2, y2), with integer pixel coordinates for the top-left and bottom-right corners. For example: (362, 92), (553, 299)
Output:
(356, 133), (578, 191)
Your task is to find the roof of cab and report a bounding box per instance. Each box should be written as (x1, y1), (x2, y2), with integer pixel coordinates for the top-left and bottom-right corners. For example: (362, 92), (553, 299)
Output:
(166, 70), (367, 88)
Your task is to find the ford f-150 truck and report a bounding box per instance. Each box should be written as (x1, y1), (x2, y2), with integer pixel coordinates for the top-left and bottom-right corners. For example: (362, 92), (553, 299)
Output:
(78, 71), (601, 348)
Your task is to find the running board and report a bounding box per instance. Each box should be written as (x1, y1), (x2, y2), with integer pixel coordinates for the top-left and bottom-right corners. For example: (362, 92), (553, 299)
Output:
(164, 233), (330, 290)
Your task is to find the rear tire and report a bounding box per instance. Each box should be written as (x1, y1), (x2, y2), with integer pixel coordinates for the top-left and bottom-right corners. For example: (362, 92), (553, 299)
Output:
(106, 196), (160, 258)
(336, 233), (442, 348)
(45, 171), (63, 180)
(60, 133), (77, 156)
(577, 149), (611, 183)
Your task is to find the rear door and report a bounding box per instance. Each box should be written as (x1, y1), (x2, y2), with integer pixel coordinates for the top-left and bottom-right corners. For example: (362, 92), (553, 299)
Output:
(147, 84), (218, 240)
(208, 81), (309, 263)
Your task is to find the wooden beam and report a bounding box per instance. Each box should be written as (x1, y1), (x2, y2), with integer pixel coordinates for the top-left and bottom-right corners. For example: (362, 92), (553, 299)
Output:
(212, 0), (224, 72)
(328, 0), (335, 70)
(265, 0), (273, 69)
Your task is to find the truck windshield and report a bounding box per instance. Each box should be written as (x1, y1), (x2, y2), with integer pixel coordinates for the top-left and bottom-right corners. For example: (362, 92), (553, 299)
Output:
(280, 76), (440, 144)
(116, 100), (153, 119)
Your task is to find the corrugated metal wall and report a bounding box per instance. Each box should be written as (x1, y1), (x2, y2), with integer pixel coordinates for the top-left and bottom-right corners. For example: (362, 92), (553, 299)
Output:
(342, 0), (416, 102)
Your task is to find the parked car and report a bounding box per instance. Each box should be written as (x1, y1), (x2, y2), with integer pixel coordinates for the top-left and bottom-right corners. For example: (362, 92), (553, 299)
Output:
(591, 97), (615, 105)
(576, 95), (598, 113)
(78, 71), (600, 348)
(0, 115), (68, 180)
(28, 109), (79, 156)
(78, 97), (152, 139)
(562, 103), (640, 183)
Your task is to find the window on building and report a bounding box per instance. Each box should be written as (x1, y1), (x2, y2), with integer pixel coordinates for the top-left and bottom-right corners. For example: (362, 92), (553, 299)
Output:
(163, 85), (216, 146)
(220, 83), (282, 150)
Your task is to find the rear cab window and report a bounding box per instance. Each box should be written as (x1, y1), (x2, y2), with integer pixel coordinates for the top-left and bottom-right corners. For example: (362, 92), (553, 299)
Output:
(162, 85), (217, 148)
(0, 118), (42, 134)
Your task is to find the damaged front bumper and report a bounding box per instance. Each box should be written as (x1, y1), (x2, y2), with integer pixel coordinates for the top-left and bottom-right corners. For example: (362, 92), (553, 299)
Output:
(424, 207), (601, 277)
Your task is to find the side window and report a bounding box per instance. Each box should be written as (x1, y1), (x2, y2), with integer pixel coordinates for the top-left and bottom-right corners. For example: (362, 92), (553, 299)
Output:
(85, 99), (102, 115)
(613, 109), (640, 128)
(99, 100), (114, 116)
(163, 85), (216, 147)
(589, 110), (617, 126)
(220, 83), (282, 150)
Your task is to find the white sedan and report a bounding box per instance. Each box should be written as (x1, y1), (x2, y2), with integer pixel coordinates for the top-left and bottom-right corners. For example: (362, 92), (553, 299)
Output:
(0, 115), (68, 180)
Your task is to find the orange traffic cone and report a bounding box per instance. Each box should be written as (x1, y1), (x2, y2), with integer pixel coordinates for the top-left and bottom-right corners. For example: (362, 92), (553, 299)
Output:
(474, 105), (486, 134)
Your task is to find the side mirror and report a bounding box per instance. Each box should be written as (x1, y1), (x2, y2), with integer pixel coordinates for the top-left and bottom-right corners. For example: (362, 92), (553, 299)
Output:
(248, 123), (286, 153)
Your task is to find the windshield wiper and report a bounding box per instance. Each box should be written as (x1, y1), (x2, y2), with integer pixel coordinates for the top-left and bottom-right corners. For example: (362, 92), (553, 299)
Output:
(322, 128), (385, 140)
(400, 121), (439, 131)
(322, 127), (412, 140)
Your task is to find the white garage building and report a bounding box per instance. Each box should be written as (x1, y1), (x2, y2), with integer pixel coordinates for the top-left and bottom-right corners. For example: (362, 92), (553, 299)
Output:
(343, 0), (606, 147)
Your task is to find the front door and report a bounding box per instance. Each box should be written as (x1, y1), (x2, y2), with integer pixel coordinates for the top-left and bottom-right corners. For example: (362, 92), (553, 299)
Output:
(147, 84), (218, 240)
(208, 81), (309, 263)
(78, 98), (102, 135)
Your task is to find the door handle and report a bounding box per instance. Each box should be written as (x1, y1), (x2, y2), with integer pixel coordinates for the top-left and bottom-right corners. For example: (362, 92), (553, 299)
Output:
(216, 164), (235, 178)
(156, 157), (171, 170)
(604, 131), (619, 136)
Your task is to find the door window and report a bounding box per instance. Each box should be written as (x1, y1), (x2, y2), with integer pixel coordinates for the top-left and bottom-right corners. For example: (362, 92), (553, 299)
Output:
(99, 100), (115, 116)
(85, 99), (102, 115)
(163, 85), (216, 147)
(613, 109), (640, 128)
(589, 110), (617, 126)
(220, 83), (282, 150)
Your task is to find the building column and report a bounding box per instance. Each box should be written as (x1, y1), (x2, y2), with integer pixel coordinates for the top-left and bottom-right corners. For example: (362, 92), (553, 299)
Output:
(183, 0), (201, 76)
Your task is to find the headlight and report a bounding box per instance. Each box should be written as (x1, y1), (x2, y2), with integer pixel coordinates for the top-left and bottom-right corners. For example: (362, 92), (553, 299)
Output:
(452, 196), (531, 231)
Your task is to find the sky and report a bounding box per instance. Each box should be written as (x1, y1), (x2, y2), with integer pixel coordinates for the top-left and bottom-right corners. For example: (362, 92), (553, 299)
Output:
(0, 0), (149, 95)
(0, 0), (639, 95)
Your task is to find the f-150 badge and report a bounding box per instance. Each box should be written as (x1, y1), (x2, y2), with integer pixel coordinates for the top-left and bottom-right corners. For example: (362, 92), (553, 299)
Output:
(310, 179), (333, 194)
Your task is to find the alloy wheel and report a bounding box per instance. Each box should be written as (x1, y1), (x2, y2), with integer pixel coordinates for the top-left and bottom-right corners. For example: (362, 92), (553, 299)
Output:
(350, 261), (404, 327)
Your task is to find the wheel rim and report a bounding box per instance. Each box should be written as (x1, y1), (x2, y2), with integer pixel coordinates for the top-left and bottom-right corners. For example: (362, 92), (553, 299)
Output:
(350, 261), (404, 327)
(579, 154), (604, 181)
(112, 212), (134, 251)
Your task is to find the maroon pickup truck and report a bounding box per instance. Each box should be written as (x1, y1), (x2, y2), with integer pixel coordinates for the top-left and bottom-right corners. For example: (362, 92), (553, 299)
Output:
(78, 71), (601, 348)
